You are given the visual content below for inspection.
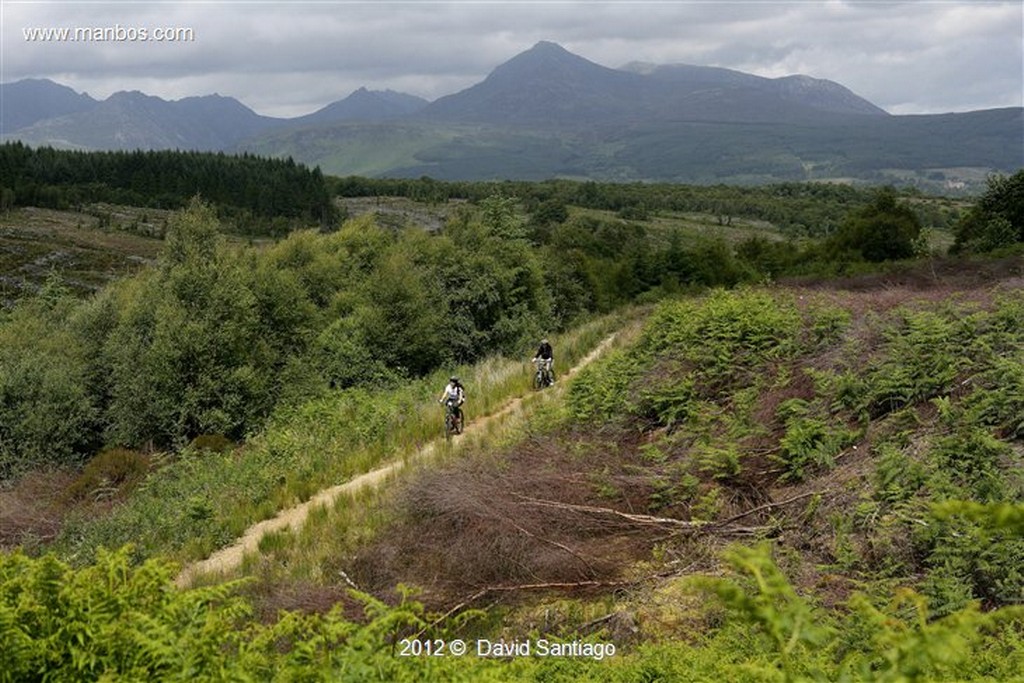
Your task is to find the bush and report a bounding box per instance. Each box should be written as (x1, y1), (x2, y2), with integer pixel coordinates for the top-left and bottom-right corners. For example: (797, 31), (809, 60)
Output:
(864, 308), (965, 417)
(0, 546), (492, 682)
(772, 399), (857, 482)
(953, 170), (1024, 253)
(828, 188), (922, 262)
(187, 434), (234, 454)
(0, 285), (99, 479)
(63, 448), (152, 502)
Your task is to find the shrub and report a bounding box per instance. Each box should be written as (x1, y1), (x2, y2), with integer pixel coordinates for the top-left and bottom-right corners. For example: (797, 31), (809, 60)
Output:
(188, 434), (234, 454)
(828, 188), (922, 262)
(865, 309), (965, 417)
(62, 448), (152, 503)
(772, 399), (857, 483)
(0, 546), (491, 681)
(694, 543), (1024, 682)
(0, 286), (99, 479)
(952, 170), (1024, 253)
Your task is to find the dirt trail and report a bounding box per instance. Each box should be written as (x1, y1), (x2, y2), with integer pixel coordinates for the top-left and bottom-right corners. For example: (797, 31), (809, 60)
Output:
(175, 333), (619, 588)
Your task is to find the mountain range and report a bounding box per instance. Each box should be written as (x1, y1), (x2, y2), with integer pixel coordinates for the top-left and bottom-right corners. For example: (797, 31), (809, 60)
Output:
(3, 41), (1021, 186)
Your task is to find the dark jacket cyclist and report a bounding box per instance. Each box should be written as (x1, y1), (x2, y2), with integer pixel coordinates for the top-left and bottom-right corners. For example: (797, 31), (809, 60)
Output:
(533, 339), (554, 381)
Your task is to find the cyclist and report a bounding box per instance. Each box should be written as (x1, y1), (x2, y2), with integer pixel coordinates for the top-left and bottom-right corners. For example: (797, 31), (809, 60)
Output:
(438, 375), (465, 426)
(533, 338), (554, 383)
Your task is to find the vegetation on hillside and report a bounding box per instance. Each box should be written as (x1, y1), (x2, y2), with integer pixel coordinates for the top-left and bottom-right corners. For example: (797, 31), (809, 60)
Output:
(3, 285), (1022, 681)
(328, 285), (1023, 680)
(332, 174), (965, 239)
(0, 162), (1021, 680)
(0, 197), (556, 476)
(953, 169), (1024, 254)
(350, 286), (1022, 610)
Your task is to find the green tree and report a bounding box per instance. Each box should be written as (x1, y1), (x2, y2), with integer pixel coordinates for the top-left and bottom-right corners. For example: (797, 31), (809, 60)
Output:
(352, 247), (445, 376)
(829, 188), (922, 262)
(479, 193), (526, 240)
(531, 198), (569, 226)
(952, 170), (1024, 253)
(0, 279), (99, 477)
(102, 202), (272, 446)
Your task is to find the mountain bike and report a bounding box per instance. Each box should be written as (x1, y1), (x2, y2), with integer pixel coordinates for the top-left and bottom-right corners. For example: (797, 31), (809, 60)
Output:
(443, 398), (463, 440)
(532, 357), (554, 390)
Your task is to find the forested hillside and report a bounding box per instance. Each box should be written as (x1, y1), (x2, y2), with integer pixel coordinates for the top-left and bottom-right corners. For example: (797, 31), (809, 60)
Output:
(0, 143), (335, 235)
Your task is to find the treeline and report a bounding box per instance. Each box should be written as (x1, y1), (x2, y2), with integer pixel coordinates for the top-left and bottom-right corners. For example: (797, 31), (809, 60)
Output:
(525, 175), (1023, 280)
(0, 143), (336, 235)
(331, 175), (963, 237)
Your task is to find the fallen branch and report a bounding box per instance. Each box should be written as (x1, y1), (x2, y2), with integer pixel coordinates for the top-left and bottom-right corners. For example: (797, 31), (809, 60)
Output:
(513, 495), (713, 530)
(715, 489), (828, 526)
(578, 612), (617, 633)
(512, 495), (771, 538)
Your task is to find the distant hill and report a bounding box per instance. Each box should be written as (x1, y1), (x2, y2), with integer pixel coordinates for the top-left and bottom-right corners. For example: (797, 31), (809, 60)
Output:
(4, 42), (1021, 187)
(245, 42), (1017, 186)
(7, 89), (283, 151)
(1, 79), (428, 152)
(301, 109), (1020, 186)
(292, 88), (428, 126)
(0, 79), (96, 134)
(417, 41), (888, 126)
(625, 62), (888, 118)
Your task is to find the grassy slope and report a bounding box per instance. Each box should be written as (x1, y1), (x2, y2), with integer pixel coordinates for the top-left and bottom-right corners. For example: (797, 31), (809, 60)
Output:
(238, 111), (1022, 189)
(239, 122), (463, 178)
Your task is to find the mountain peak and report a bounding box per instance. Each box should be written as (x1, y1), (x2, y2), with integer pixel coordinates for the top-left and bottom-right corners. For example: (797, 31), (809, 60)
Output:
(772, 74), (888, 115)
(528, 40), (569, 54)
(421, 42), (640, 125)
(108, 90), (161, 104)
(496, 40), (587, 70)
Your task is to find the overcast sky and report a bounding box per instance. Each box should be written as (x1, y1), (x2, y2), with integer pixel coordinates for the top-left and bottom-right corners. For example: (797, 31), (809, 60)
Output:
(3, 1), (1022, 118)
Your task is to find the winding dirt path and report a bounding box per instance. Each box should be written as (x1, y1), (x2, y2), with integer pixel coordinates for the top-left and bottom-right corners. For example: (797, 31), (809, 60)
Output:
(175, 333), (619, 588)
